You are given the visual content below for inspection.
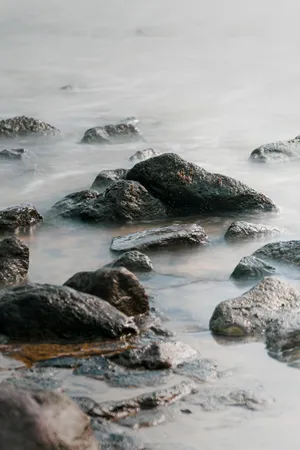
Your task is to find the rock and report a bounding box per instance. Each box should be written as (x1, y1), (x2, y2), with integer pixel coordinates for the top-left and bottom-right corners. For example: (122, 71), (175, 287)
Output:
(126, 153), (277, 215)
(224, 221), (280, 241)
(0, 283), (137, 340)
(265, 310), (300, 357)
(64, 267), (149, 316)
(50, 181), (167, 224)
(105, 251), (153, 272)
(91, 169), (128, 192)
(250, 136), (300, 162)
(173, 358), (219, 383)
(209, 277), (300, 337)
(60, 84), (73, 90)
(90, 419), (145, 450)
(230, 256), (276, 281)
(0, 203), (43, 233)
(0, 237), (29, 286)
(4, 367), (62, 391)
(111, 223), (209, 252)
(0, 384), (98, 449)
(110, 341), (198, 370)
(0, 148), (25, 160)
(0, 116), (60, 137)
(81, 121), (142, 144)
(129, 148), (160, 162)
(253, 240), (300, 267)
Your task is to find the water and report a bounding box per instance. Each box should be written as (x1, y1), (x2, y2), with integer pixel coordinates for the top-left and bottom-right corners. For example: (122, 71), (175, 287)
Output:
(1, 0), (300, 447)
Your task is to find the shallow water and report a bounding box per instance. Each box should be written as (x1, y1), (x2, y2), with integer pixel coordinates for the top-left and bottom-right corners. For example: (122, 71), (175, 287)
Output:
(1, 0), (300, 448)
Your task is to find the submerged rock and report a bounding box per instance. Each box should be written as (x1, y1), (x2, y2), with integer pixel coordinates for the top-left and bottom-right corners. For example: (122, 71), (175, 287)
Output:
(209, 277), (300, 337)
(0, 283), (137, 340)
(129, 148), (160, 162)
(64, 267), (149, 316)
(91, 168), (128, 192)
(250, 136), (300, 163)
(266, 310), (300, 357)
(0, 148), (25, 160)
(0, 384), (98, 449)
(105, 251), (153, 272)
(230, 256), (276, 281)
(0, 237), (29, 286)
(111, 223), (209, 252)
(225, 221), (280, 241)
(253, 240), (300, 267)
(0, 203), (43, 233)
(91, 419), (144, 450)
(0, 116), (60, 137)
(81, 121), (142, 144)
(126, 153), (277, 215)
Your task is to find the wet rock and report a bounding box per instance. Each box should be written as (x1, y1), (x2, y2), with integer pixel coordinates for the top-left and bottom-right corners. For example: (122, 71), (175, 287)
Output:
(209, 277), (300, 337)
(129, 148), (160, 162)
(225, 221), (280, 241)
(0, 283), (137, 340)
(105, 251), (153, 272)
(81, 121), (142, 144)
(111, 223), (209, 252)
(73, 356), (113, 377)
(173, 358), (218, 383)
(0, 384), (98, 450)
(0, 116), (60, 137)
(117, 408), (171, 429)
(230, 256), (276, 281)
(0, 236), (29, 286)
(91, 168), (128, 192)
(0, 203), (43, 233)
(126, 153), (277, 215)
(253, 240), (300, 267)
(49, 190), (101, 220)
(0, 148), (25, 160)
(64, 267), (149, 316)
(91, 419), (145, 450)
(37, 356), (86, 369)
(250, 136), (300, 163)
(4, 367), (62, 391)
(110, 341), (198, 370)
(265, 310), (300, 357)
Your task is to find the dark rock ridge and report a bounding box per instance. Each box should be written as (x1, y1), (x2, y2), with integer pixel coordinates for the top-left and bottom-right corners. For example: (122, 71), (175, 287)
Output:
(49, 180), (167, 223)
(250, 136), (300, 163)
(105, 251), (153, 272)
(225, 221), (280, 241)
(0, 283), (137, 340)
(111, 223), (209, 252)
(0, 384), (98, 449)
(0, 203), (43, 233)
(91, 168), (128, 192)
(64, 267), (149, 316)
(253, 240), (300, 267)
(0, 148), (25, 160)
(209, 277), (300, 336)
(230, 256), (276, 281)
(126, 153), (277, 215)
(0, 116), (60, 137)
(129, 148), (160, 162)
(0, 237), (29, 286)
(81, 120), (142, 144)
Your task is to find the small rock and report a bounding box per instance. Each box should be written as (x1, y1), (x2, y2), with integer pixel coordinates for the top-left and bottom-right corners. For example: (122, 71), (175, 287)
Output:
(91, 169), (128, 192)
(0, 203), (43, 233)
(0, 237), (29, 286)
(60, 84), (73, 90)
(230, 256), (276, 281)
(129, 148), (160, 162)
(225, 221), (280, 241)
(111, 223), (209, 252)
(0, 148), (25, 160)
(209, 277), (300, 337)
(174, 358), (218, 383)
(81, 121), (142, 144)
(0, 116), (60, 137)
(250, 136), (300, 163)
(105, 251), (153, 272)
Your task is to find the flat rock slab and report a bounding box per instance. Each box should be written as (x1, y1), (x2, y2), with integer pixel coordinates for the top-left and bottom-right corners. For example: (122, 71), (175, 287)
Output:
(0, 203), (43, 233)
(0, 148), (25, 160)
(209, 277), (300, 337)
(105, 250), (153, 272)
(0, 116), (60, 137)
(91, 168), (128, 192)
(225, 221), (280, 241)
(111, 223), (209, 252)
(129, 148), (160, 162)
(250, 136), (300, 163)
(0, 237), (29, 286)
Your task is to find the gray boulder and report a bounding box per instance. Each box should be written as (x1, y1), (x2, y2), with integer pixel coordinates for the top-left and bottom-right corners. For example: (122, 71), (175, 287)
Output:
(81, 121), (142, 144)
(91, 169), (127, 192)
(230, 255), (276, 281)
(250, 136), (300, 163)
(0, 116), (60, 138)
(0, 237), (29, 286)
(0, 204), (43, 233)
(225, 221), (280, 241)
(253, 240), (300, 267)
(64, 267), (149, 316)
(265, 310), (300, 357)
(126, 153), (277, 215)
(105, 251), (153, 272)
(0, 148), (25, 160)
(129, 148), (160, 162)
(111, 223), (209, 252)
(0, 283), (137, 340)
(209, 277), (300, 337)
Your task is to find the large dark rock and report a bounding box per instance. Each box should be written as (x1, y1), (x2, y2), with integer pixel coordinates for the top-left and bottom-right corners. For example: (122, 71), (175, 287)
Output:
(225, 221), (280, 241)
(126, 153), (277, 215)
(209, 277), (300, 337)
(253, 240), (300, 267)
(50, 180), (167, 223)
(0, 148), (25, 160)
(111, 223), (209, 252)
(0, 237), (29, 286)
(104, 251), (153, 272)
(230, 256), (276, 281)
(64, 267), (149, 316)
(0, 283), (137, 340)
(129, 148), (160, 162)
(250, 136), (300, 163)
(0, 204), (43, 233)
(0, 384), (98, 449)
(91, 169), (128, 192)
(81, 121), (142, 144)
(0, 116), (60, 138)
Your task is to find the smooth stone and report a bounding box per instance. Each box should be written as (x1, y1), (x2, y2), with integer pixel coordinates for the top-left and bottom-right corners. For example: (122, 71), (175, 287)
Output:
(0, 116), (60, 137)
(225, 221), (280, 241)
(0, 148), (25, 160)
(105, 250), (153, 272)
(81, 121), (142, 144)
(209, 277), (300, 337)
(230, 256), (276, 281)
(91, 168), (128, 192)
(250, 136), (300, 163)
(0, 203), (43, 233)
(0, 237), (29, 286)
(111, 223), (209, 252)
(129, 148), (160, 162)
